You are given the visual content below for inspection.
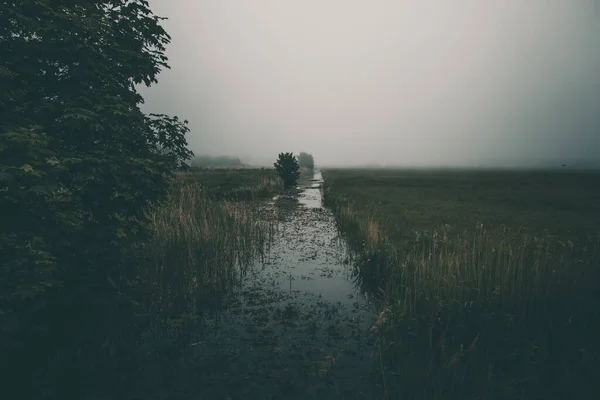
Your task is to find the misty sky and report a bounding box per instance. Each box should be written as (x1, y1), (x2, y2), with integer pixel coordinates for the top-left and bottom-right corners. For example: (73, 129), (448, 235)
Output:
(139, 0), (600, 167)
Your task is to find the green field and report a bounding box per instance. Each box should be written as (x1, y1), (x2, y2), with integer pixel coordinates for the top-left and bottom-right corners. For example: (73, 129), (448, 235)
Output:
(323, 168), (600, 399)
(323, 168), (600, 242)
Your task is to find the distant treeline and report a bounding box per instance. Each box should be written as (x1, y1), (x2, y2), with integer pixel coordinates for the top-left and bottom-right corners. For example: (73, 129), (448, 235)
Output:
(190, 155), (244, 168)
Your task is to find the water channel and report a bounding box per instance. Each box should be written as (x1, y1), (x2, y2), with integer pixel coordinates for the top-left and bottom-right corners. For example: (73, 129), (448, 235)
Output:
(140, 171), (383, 399)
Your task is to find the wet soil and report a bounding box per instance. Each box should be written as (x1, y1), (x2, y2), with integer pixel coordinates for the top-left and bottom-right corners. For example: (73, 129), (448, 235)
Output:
(136, 172), (383, 400)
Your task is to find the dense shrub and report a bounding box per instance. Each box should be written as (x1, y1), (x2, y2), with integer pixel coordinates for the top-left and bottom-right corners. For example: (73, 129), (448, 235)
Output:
(274, 152), (301, 188)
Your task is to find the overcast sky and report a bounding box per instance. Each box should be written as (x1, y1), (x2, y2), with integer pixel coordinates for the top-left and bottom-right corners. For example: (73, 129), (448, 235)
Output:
(139, 0), (600, 168)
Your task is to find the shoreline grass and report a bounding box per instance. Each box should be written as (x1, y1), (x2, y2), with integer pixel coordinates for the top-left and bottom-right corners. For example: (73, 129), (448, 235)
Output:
(175, 167), (282, 201)
(323, 168), (600, 399)
(140, 168), (280, 321)
(19, 168), (282, 400)
(89, 169), (281, 398)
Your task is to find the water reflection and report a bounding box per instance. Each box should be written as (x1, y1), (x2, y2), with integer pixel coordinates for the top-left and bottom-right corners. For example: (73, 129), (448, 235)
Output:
(298, 170), (324, 209)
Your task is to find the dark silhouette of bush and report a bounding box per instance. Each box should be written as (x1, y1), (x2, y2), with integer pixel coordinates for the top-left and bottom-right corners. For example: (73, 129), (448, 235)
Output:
(298, 152), (315, 170)
(274, 152), (300, 188)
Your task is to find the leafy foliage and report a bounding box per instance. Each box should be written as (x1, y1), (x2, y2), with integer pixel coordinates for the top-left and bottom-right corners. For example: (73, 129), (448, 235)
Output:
(0, 1), (192, 396)
(274, 152), (300, 188)
(298, 152), (315, 170)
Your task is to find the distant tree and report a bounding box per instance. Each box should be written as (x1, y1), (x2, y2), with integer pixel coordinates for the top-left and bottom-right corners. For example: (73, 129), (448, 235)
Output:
(0, 1), (192, 396)
(298, 152), (315, 170)
(274, 152), (300, 188)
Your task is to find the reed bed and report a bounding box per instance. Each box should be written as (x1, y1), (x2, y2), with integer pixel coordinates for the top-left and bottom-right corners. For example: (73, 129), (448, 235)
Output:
(323, 168), (600, 399)
(140, 170), (279, 318)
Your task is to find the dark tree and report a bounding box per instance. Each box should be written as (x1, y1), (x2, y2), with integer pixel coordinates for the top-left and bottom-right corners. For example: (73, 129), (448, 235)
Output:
(274, 152), (301, 188)
(0, 0), (192, 396)
(298, 152), (315, 170)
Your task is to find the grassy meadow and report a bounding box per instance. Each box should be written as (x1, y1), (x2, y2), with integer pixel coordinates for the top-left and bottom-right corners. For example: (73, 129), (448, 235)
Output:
(322, 168), (600, 399)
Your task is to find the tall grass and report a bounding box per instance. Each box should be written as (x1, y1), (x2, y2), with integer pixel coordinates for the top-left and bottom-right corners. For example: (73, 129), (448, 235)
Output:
(140, 177), (277, 319)
(175, 167), (282, 201)
(340, 207), (599, 315)
(120, 171), (279, 396)
(10, 169), (280, 400)
(323, 169), (600, 399)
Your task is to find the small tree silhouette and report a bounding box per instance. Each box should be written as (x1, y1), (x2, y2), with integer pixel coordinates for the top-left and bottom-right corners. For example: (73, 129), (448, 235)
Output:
(274, 152), (300, 188)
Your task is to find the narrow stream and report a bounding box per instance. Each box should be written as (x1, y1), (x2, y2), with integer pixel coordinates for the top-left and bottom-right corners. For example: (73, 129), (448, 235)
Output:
(145, 171), (382, 399)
